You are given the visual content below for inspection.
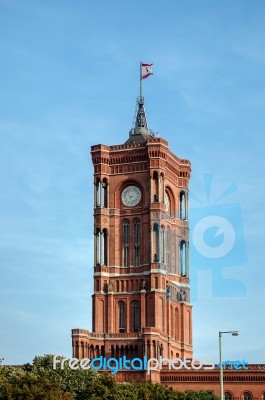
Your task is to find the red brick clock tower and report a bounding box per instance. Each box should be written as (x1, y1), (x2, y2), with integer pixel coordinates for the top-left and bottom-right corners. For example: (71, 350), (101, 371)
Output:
(72, 96), (193, 374)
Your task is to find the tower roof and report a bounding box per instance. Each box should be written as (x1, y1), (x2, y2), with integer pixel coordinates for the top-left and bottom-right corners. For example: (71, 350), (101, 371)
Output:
(124, 96), (156, 145)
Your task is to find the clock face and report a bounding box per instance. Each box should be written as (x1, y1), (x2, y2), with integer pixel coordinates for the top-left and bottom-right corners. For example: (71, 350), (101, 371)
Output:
(121, 185), (142, 207)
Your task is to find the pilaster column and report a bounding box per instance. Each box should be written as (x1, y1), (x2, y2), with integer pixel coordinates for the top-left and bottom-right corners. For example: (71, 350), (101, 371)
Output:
(186, 242), (189, 278)
(94, 233), (97, 266)
(107, 291), (113, 333)
(161, 175), (165, 204)
(140, 289), (146, 329)
(185, 192), (189, 220)
(94, 183), (97, 208)
(98, 181), (102, 207)
(157, 228), (160, 262)
(96, 232), (101, 264)
(166, 292), (170, 336)
(158, 175), (161, 203)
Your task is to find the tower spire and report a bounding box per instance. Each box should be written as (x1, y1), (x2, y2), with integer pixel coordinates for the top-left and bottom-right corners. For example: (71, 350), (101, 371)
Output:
(125, 62), (155, 144)
(125, 96), (155, 144)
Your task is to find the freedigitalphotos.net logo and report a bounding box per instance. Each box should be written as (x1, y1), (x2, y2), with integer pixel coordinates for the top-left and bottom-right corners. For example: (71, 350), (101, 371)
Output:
(53, 355), (248, 375)
(189, 174), (247, 299)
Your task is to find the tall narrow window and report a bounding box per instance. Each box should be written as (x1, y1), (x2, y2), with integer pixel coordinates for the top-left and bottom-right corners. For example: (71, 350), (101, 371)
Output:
(96, 180), (101, 207)
(119, 302), (126, 333)
(102, 179), (108, 208)
(161, 226), (165, 263)
(123, 220), (130, 267)
(103, 229), (108, 265)
(180, 240), (186, 276)
(153, 172), (159, 202)
(224, 393), (233, 400)
(166, 229), (170, 269)
(134, 219), (140, 266)
(153, 223), (159, 262)
(132, 301), (139, 332)
(180, 191), (186, 220)
(96, 229), (101, 264)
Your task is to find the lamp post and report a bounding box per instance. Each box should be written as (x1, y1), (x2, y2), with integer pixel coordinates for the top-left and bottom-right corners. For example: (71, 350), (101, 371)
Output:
(219, 331), (239, 400)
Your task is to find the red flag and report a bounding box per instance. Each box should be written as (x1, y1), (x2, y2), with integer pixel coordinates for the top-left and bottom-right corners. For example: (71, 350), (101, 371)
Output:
(141, 63), (153, 79)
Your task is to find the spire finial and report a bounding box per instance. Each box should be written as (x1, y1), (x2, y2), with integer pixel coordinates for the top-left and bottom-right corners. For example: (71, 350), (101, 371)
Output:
(135, 96), (148, 131)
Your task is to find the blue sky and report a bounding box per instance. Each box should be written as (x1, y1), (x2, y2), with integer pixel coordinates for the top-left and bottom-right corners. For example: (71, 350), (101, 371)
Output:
(0, 0), (265, 365)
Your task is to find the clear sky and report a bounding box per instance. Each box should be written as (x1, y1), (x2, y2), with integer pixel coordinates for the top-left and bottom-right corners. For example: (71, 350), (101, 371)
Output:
(0, 0), (265, 365)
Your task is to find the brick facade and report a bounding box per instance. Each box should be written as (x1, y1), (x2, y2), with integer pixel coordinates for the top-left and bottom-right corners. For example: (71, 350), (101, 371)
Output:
(71, 99), (265, 397)
(72, 136), (193, 362)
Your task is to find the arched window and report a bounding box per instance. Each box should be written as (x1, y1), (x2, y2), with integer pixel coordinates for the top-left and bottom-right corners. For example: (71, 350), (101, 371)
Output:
(103, 229), (108, 265)
(95, 229), (101, 264)
(133, 219), (140, 266)
(102, 178), (108, 208)
(180, 240), (187, 276)
(262, 393), (265, 400)
(132, 301), (139, 332)
(165, 191), (170, 216)
(153, 171), (159, 202)
(95, 229), (108, 266)
(243, 393), (252, 400)
(224, 392), (233, 400)
(153, 223), (159, 262)
(96, 179), (101, 207)
(122, 220), (130, 267)
(180, 191), (186, 220)
(119, 302), (126, 333)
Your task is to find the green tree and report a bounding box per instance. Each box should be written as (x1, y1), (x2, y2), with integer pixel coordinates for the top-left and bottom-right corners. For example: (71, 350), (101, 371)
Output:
(0, 355), (219, 400)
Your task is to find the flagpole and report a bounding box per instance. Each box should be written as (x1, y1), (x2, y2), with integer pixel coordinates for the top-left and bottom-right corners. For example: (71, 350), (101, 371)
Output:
(140, 61), (142, 98)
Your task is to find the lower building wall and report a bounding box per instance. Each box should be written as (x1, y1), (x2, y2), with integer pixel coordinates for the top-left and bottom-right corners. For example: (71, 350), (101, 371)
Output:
(160, 381), (265, 397)
(114, 365), (265, 398)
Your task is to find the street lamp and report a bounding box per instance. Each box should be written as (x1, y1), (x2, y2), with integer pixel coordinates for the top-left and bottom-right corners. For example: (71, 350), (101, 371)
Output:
(219, 331), (239, 400)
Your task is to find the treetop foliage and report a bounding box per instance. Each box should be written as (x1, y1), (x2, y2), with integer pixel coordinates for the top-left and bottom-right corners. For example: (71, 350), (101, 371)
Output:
(0, 355), (219, 400)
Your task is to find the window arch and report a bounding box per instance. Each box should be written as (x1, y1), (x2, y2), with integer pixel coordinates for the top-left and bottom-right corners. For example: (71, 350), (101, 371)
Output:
(224, 392), (233, 400)
(132, 301), (139, 332)
(119, 302), (126, 333)
(243, 393), (252, 400)
(133, 219), (140, 266)
(122, 220), (130, 267)
(180, 240), (187, 276)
